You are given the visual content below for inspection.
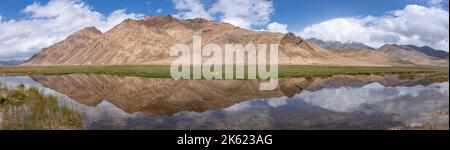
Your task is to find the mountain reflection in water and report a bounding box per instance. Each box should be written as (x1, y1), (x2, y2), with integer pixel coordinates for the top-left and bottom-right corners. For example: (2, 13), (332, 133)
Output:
(0, 74), (448, 130)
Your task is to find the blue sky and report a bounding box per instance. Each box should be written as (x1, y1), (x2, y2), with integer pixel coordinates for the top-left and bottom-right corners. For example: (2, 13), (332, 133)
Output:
(1, 0), (447, 30)
(0, 0), (449, 60)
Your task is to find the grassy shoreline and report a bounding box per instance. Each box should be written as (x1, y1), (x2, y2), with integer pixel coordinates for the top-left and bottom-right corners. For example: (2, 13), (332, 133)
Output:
(0, 83), (84, 129)
(0, 65), (448, 79)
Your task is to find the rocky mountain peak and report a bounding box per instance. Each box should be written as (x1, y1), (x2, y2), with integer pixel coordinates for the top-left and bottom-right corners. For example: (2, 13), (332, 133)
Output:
(379, 44), (449, 59)
(308, 38), (375, 50)
(72, 26), (102, 36)
(282, 33), (304, 45)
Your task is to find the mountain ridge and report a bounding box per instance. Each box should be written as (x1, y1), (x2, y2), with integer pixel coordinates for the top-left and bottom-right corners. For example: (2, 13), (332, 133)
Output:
(23, 15), (448, 67)
(380, 44), (449, 59)
(377, 44), (448, 66)
(0, 60), (23, 66)
(307, 38), (376, 50)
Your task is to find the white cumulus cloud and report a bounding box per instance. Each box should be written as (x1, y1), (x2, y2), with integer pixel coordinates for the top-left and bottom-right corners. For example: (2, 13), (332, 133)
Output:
(300, 4), (449, 51)
(267, 22), (288, 33)
(170, 0), (274, 29)
(0, 0), (144, 60)
(209, 0), (273, 29)
(171, 0), (213, 20)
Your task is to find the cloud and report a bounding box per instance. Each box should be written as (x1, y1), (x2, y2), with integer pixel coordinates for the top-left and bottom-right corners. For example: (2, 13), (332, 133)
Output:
(267, 22), (288, 33)
(171, 0), (213, 20)
(156, 9), (162, 13)
(299, 82), (449, 113)
(427, 0), (444, 6)
(300, 4), (449, 51)
(0, 0), (143, 60)
(209, 0), (273, 29)
(170, 0), (274, 29)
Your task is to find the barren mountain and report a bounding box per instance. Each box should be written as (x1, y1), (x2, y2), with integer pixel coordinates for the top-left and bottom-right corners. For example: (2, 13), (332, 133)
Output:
(308, 38), (375, 50)
(378, 44), (448, 66)
(331, 48), (412, 66)
(393, 44), (449, 59)
(24, 15), (378, 66)
(23, 15), (448, 67)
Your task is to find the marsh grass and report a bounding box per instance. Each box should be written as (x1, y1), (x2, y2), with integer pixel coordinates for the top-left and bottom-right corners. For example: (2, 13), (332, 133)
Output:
(0, 65), (447, 79)
(0, 84), (84, 130)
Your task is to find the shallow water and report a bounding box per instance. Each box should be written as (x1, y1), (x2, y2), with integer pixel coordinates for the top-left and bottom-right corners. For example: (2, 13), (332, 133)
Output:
(0, 74), (448, 130)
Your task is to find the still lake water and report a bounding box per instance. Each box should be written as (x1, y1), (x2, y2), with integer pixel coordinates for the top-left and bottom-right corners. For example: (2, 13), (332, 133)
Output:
(0, 74), (448, 130)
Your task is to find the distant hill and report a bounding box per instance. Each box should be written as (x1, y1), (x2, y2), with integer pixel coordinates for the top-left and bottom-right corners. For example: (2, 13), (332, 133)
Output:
(392, 44), (449, 59)
(377, 44), (448, 66)
(331, 48), (409, 66)
(308, 38), (375, 50)
(307, 38), (448, 67)
(0, 60), (23, 66)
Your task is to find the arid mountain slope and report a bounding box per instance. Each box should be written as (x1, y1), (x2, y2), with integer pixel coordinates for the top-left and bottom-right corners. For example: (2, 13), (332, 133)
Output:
(24, 15), (377, 66)
(331, 48), (412, 66)
(308, 38), (375, 50)
(329, 44), (449, 67)
(394, 45), (449, 59)
(378, 44), (448, 66)
(23, 15), (448, 67)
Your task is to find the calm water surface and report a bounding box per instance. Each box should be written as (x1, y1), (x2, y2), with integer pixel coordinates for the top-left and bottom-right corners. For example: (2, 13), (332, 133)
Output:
(0, 74), (448, 130)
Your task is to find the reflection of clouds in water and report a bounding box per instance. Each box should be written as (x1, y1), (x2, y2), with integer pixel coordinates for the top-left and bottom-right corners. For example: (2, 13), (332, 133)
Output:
(222, 100), (253, 113)
(299, 82), (448, 113)
(222, 96), (289, 113)
(84, 100), (139, 129)
(298, 83), (389, 112)
(173, 101), (274, 130)
(83, 82), (448, 129)
(0, 76), (42, 88)
(432, 82), (449, 96)
(299, 82), (449, 127)
(2, 76), (447, 129)
(266, 97), (288, 108)
(84, 100), (275, 129)
(375, 82), (448, 127)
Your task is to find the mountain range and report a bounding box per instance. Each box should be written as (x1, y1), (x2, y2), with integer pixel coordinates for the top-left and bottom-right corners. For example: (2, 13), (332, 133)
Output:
(0, 60), (23, 66)
(308, 38), (449, 66)
(387, 44), (449, 59)
(23, 15), (448, 67)
(307, 38), (375, 50)
(307, 38), (449, 60)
